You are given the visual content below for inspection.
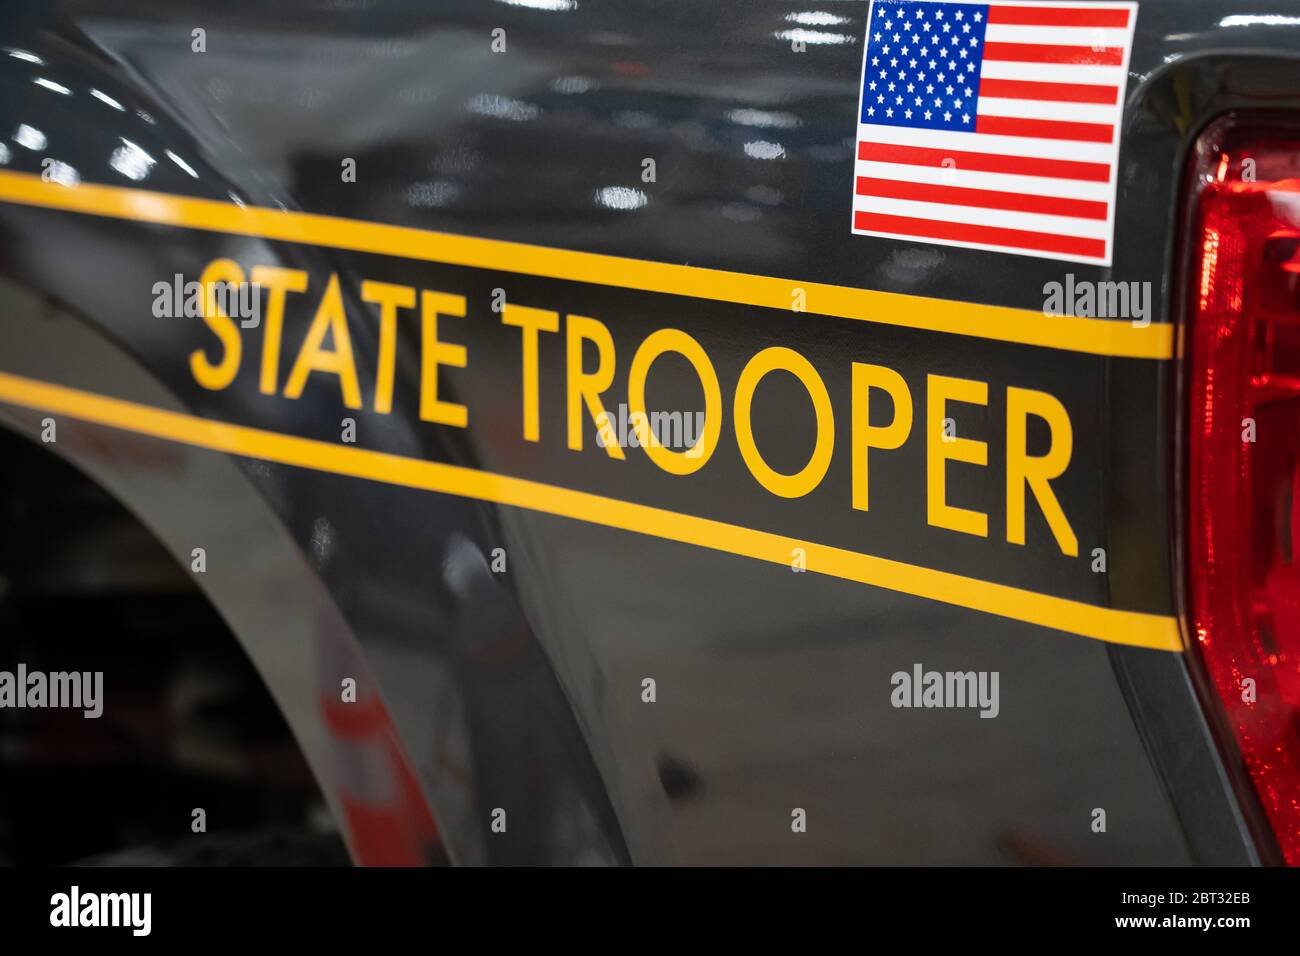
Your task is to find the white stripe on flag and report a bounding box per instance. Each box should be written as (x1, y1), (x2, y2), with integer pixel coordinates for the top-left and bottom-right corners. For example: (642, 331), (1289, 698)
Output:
(853, 160), (1114, 202)
(852, 226), (1106, 264)
(977, 60), (1127, 85)
(851, 195), (1112, 238)
(982, 24), (1132, 47)
(856, 123), (1115, 163)
(976, 97), (1119, 124)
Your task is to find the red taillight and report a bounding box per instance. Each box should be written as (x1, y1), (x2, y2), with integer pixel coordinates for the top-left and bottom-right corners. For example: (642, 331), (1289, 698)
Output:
(1187, 117), (1300, 864)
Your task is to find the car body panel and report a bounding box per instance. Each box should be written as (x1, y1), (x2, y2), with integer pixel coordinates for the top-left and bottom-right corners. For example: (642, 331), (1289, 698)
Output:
(0, 0), (1295, 864)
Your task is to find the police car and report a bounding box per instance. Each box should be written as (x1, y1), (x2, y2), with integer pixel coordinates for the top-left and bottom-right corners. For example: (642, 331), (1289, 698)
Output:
(0, 0), (1295, 872)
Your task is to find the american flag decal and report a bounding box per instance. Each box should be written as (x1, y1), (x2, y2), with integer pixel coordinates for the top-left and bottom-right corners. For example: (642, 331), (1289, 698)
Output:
(852, 0), (1137, 264)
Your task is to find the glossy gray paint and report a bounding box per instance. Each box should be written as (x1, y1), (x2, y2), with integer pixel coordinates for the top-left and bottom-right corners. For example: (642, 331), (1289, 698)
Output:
(0, 0), (1294, 864)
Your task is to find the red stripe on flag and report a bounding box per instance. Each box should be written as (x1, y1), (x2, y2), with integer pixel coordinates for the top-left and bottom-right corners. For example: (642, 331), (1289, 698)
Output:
(857, 141), (1111, 182)
(975, 114), (1114, 143)
(979, 77), (1118, 104)
(853, 210), (1106, 259)
(982, 42), (1125, 66)
(985, 5), (1131, 27)
(855, 176), (1108, 220)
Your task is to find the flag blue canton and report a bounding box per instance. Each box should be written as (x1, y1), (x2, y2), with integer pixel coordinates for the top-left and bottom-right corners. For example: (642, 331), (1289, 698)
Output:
(860, 0), (990, 131)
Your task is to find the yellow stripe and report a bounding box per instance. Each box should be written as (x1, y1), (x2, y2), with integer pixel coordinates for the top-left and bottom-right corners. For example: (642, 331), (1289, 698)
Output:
(0, 371), (1183, 651)
(0, 171), (1172, 359)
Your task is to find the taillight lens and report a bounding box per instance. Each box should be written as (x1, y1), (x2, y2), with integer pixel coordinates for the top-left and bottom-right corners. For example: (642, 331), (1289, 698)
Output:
(1187, 117), (1300, 863)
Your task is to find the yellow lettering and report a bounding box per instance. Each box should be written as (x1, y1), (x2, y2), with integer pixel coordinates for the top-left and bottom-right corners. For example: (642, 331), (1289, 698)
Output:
(361, 280), (416, 414)
(503, 304), (559, 442)
(926, 374), (988, 537)
(1007, 386), (1077, 556)
(249, 266), (308, 396)
(851, 363), (913, 511)
(734, 347), (834, 498)
(284, 273), (362, 409)
(188, 257), (244, 391)
(419, 291), (468, 427)
(627, 329), (720, 476)
(566, 314), (624, 459)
